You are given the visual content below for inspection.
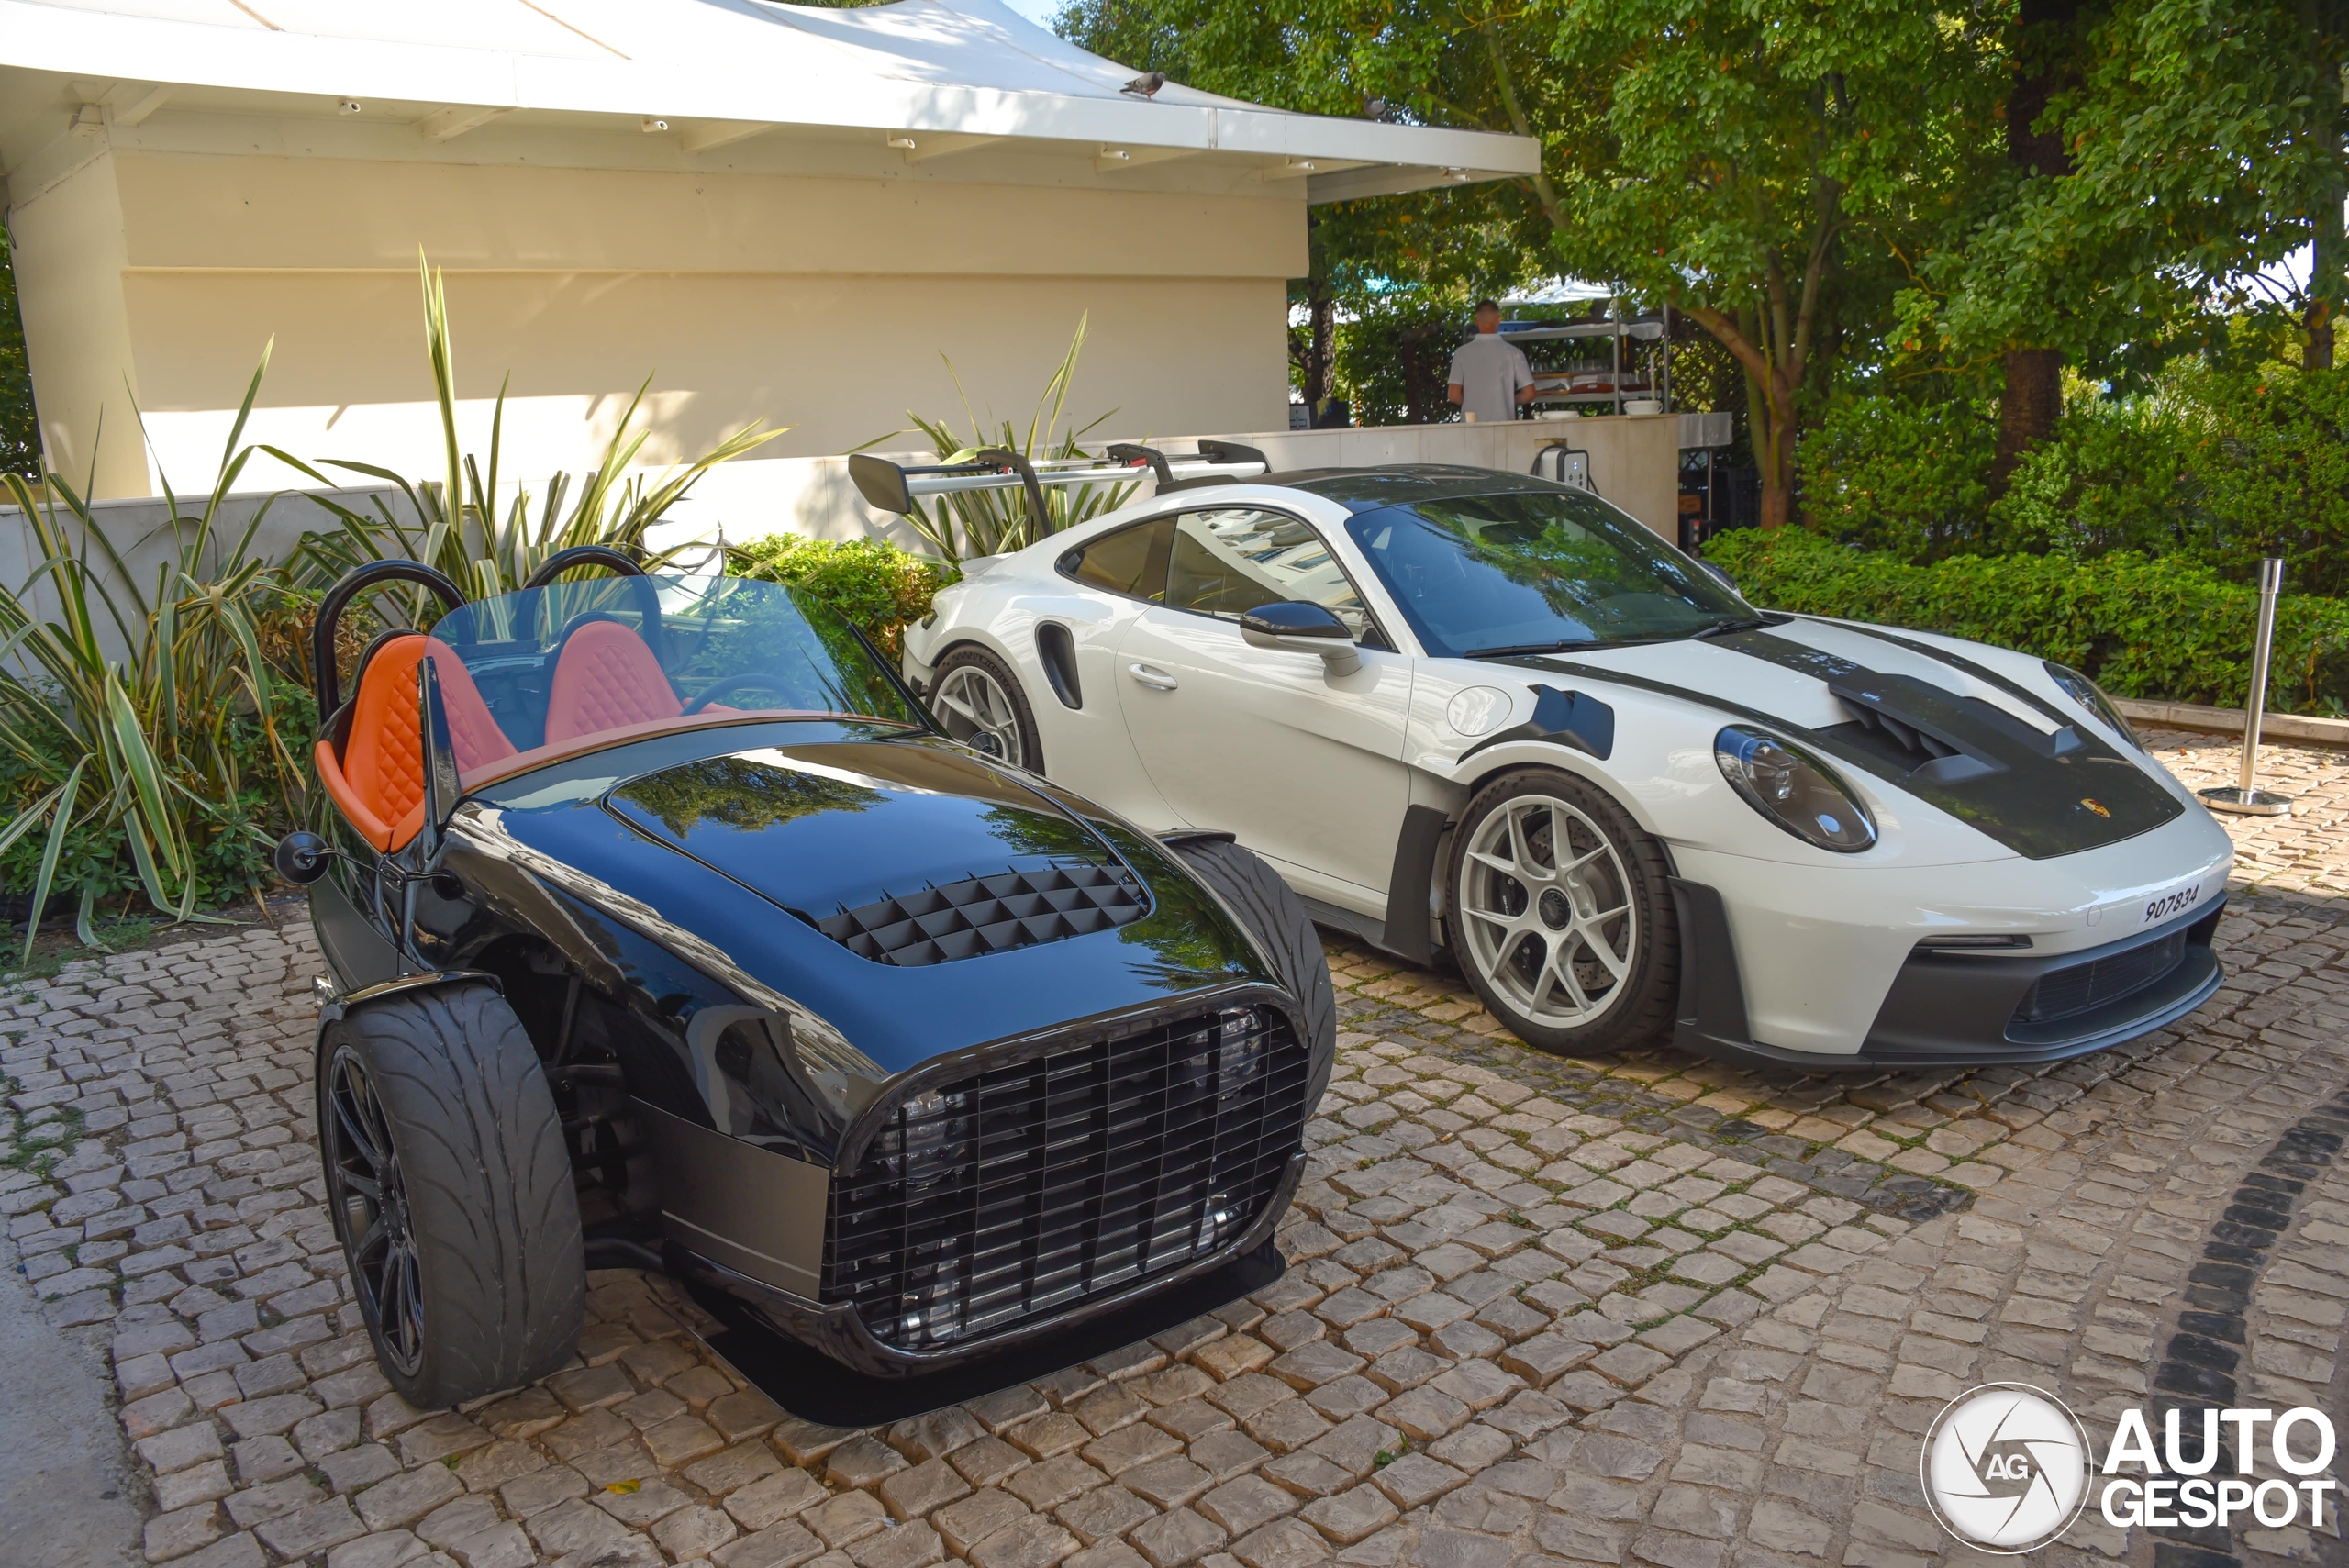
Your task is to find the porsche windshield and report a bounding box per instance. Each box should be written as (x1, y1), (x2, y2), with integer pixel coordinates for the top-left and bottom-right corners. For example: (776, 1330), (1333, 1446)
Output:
(418, 573), (918, 781)
(1343, 489), (1754, 657)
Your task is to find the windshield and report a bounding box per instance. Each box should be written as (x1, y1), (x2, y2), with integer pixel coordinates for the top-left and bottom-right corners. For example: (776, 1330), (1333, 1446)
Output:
(416, 573), (919, 784)
(1343, 489), (1754, 657)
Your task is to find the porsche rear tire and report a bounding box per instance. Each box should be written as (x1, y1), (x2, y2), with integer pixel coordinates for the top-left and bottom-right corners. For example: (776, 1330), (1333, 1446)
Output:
(1166, 836), (1337, 1064)
(930, 645), (1043, 773)
(1447, 769), (1677, 1057)
(318, 982), (584, 1408)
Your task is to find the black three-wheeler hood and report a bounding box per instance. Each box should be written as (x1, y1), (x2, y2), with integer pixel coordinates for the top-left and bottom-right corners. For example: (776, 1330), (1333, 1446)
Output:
(604, 740), (1146, 960)
(459, 724), (1275, 1098)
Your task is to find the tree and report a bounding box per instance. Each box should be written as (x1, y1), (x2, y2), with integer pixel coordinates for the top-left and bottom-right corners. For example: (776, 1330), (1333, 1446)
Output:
(1909, 0), (2343, 433)
(1989, 0), (2089, 492)
(1062, 0), (1999, 525)
(1059, 0), (1570, 419)
(2046, 0), (2344, 371)
(1536, 1), (2004, 527)
(0, 226), (37, 478)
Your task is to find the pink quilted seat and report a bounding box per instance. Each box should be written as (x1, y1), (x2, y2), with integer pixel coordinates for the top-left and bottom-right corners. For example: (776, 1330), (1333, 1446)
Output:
(544, 620), (682, 745)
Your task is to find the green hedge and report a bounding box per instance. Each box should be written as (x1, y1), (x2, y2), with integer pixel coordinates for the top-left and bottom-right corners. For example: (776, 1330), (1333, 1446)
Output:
(1707, 528), (2349, 716)
(728, 535), (954, 661)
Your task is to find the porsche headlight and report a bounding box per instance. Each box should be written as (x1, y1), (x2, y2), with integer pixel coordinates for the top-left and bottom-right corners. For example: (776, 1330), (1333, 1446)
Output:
(1714, 727), (1876, 852)
(2043, 661), (2141, 750)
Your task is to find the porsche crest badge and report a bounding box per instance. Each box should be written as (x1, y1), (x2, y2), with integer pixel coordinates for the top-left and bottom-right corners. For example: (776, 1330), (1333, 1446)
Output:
(2079, 798), (2110, 818)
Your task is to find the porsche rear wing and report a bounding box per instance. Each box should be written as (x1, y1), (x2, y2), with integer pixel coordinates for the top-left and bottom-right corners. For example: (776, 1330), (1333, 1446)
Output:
(849, 441), (1270, 529)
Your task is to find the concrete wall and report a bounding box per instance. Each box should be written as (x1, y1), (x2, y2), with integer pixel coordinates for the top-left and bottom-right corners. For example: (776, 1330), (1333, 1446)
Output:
(693, 411), (1686, 552)
(0, 417), (1681, 666)
(6, 143), (1301, 505)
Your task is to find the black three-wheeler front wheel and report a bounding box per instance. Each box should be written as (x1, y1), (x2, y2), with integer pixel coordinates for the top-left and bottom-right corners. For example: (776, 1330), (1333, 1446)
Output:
(318, 982), (585, 1407)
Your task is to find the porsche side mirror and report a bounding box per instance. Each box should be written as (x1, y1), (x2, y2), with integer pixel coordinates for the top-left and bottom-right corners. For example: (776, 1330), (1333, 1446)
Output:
(1699, 562), (1737, 593)
(274, 831), (332, 884)
(1241, 602), (1362, 676)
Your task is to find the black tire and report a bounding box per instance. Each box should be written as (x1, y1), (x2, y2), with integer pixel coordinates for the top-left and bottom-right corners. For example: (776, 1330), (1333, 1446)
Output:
(1445, 768), (1677, 1056)
(317, 982), (584, 1408)
(1166, 837), (1337, 1066)
(930, 644), (1044, 773)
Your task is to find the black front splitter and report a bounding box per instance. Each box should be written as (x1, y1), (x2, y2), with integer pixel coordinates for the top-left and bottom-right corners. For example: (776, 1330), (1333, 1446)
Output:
(680, 1239), (1286, 1428)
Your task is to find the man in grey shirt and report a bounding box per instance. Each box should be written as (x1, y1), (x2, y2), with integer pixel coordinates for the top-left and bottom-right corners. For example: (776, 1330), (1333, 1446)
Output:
(1445, 299), (1536, 422)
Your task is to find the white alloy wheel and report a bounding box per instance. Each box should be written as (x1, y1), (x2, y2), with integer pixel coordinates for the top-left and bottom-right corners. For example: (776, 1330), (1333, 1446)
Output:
(932, 659), (1029, 766)
(1456, 792), (1639, 1030)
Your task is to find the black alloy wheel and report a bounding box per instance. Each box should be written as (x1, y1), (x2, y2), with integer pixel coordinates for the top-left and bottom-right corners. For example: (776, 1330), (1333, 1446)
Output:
(315, 983), (584, 1407)
(322, 1046), (426, 1377)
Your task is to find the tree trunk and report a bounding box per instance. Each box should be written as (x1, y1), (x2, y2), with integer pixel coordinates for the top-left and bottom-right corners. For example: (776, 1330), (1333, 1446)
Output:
(1684, 291), (1820, 530)
(1307, 296), (1335, 407)
(2306, 30), (2345, 371)
(1988, 0), (2080, 497)
(1401, 325), (1446, 426)
(1754, 370), (1798, 529)
(1992, 348), (2065, 494)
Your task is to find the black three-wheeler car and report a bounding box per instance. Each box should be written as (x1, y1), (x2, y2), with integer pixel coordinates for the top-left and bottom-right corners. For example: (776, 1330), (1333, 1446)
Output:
(281, 550), (1334, 1407)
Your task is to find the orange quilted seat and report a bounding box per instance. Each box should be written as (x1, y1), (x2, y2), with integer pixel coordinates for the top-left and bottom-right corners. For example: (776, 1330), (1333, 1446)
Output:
(544, 619), (681, 745)
(315, 636), (517, 851)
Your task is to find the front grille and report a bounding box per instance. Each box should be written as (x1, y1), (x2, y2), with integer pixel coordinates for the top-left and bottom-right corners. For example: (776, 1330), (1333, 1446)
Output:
(2013, 930), (2189, 1026)
(815, 861), (1146, 966)
(822, 1003), (1309, 1351)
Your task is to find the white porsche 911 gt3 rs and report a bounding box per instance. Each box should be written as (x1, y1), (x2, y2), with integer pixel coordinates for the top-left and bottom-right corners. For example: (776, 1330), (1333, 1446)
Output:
(875, 451), (2233, 1069)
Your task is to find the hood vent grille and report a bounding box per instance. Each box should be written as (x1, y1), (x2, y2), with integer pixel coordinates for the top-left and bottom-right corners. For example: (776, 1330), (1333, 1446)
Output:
(815, 861), (1147, 966)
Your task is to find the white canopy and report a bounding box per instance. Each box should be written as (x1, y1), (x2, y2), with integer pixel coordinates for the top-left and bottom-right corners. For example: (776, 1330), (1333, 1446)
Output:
(0, 0), (1536, 200)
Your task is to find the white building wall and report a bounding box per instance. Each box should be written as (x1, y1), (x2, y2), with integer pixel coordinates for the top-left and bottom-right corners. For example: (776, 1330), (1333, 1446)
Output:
(10, 142), (1304, 506)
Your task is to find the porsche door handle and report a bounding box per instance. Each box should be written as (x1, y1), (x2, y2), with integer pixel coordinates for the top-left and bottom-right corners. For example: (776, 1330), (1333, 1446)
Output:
(1125, 662), (1179, 691)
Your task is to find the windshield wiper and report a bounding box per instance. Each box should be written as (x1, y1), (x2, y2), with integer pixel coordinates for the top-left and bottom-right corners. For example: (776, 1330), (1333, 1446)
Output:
(1689, 617), (1769, 641)
(1460, 639), (1598, 659)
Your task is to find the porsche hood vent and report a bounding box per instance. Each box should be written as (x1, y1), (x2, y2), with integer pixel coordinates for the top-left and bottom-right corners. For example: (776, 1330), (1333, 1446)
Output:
(816, 862), (1146, 967)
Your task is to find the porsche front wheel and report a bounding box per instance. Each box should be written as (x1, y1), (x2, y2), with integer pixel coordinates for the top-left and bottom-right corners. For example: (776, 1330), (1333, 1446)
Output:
(1447, 770), (1677, 1056)
(318, 982), (584, 1408)
(930, 646), (1043, 773)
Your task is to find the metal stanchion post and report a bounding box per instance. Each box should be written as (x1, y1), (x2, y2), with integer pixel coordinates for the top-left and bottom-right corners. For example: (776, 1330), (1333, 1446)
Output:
(2199, 557), (2295, 817)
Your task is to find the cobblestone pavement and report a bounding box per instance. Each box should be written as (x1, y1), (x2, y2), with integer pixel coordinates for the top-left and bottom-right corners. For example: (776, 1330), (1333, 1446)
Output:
(0, 735), (2341, 1568)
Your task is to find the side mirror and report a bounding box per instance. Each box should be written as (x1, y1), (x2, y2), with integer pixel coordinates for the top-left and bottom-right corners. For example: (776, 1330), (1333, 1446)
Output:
(416, 654), (463, 857)
(1241, 601), (1362, 676)
(1699, 562), (1737, 593)
(274, 831), (332, 885)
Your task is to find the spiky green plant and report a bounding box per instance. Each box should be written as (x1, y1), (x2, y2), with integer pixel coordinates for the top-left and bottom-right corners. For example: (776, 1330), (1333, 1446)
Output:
(0, 352), (303, 958)
(273, 253), (785, 614)
(0, 250), (789, 958)
(871, 315), (1140, 565)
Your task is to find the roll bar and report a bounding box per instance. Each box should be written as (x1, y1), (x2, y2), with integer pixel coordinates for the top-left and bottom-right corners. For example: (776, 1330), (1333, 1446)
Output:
(521, 545), (646, 589)
(523, 545), (666, 665)
(312, 560), (467, 718)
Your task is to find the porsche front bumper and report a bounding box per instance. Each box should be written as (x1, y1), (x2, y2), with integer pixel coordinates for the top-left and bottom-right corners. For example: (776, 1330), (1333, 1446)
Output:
(1671, 879), (2225, 1070)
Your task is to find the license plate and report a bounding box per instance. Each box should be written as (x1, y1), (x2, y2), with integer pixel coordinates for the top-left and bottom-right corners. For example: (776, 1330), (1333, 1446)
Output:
(2139, 880), (2206, 928)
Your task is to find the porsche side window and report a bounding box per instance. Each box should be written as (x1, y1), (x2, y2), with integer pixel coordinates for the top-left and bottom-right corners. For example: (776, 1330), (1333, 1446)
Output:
(1063, 518), (1173, 601)
(1164, 509), (1374, 639)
